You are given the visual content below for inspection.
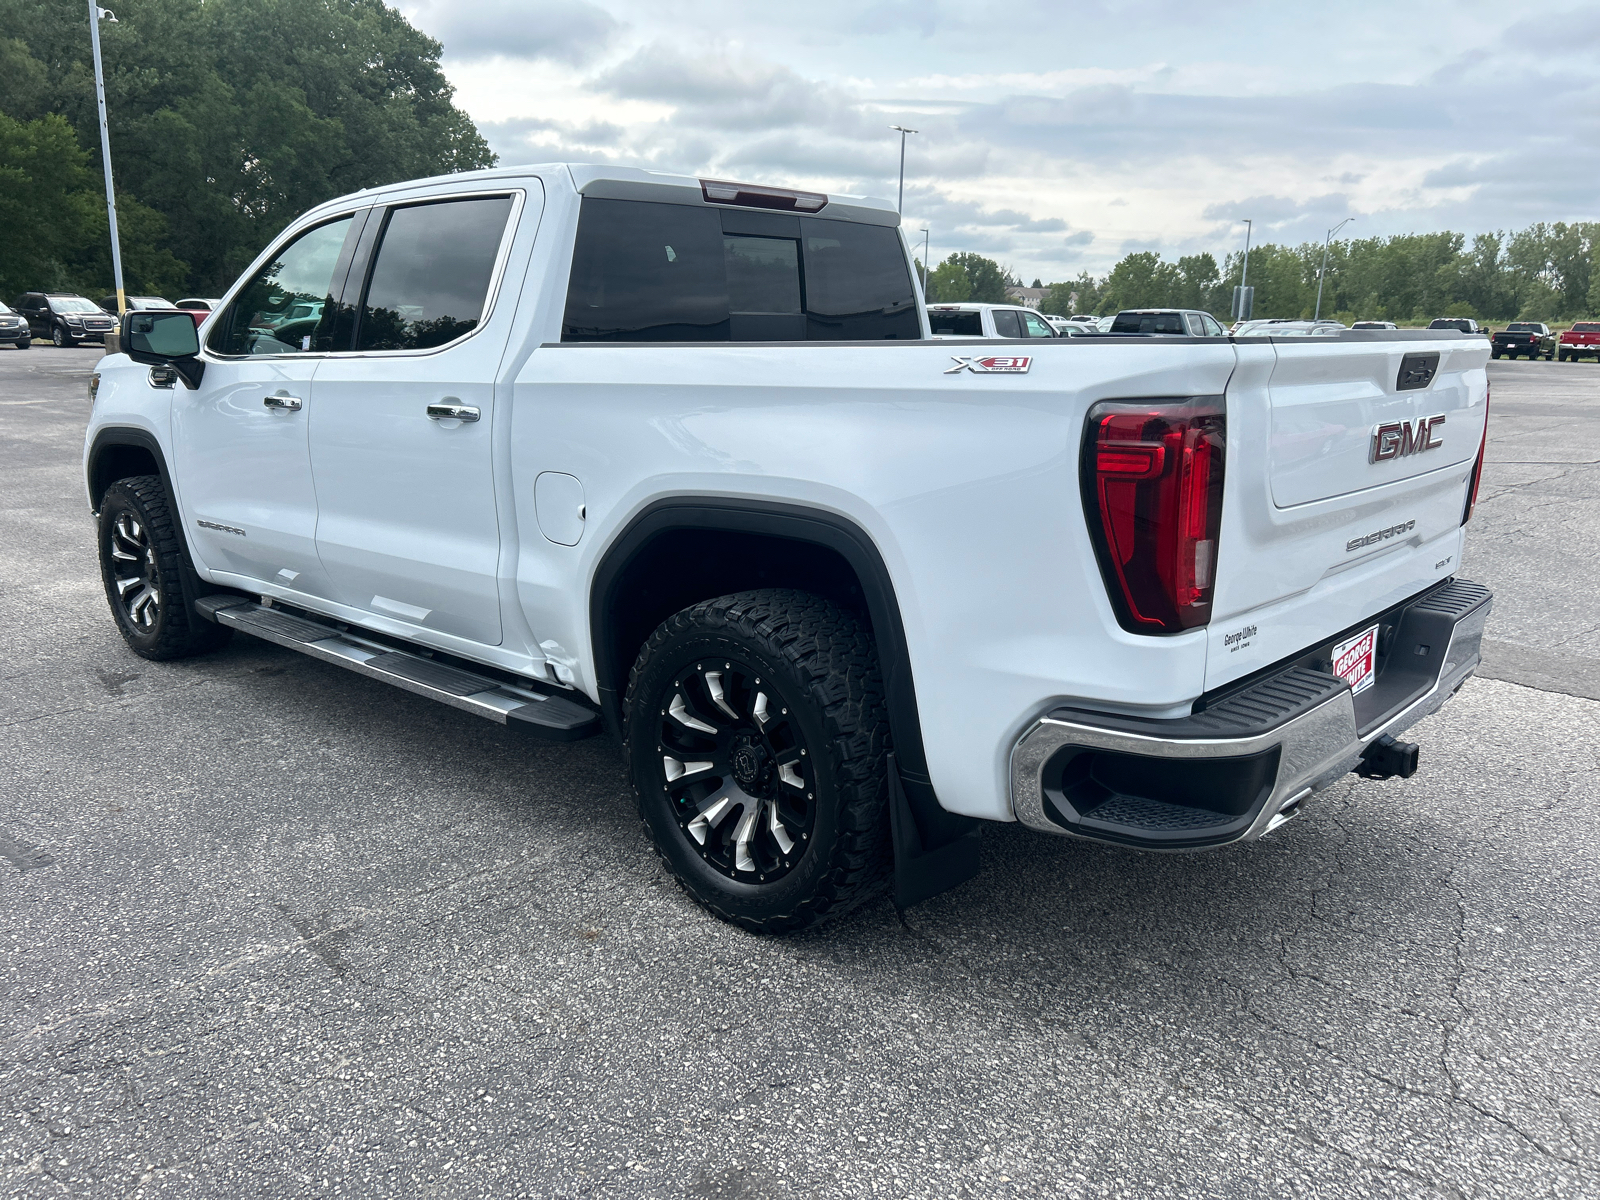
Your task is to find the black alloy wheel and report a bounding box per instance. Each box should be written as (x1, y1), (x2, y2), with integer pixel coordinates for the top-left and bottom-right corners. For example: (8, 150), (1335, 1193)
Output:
(107, 508), (162, 635)
(625, 590), (891, 933)
(97, 475), (232, 660)
(654, 657), (816, 884)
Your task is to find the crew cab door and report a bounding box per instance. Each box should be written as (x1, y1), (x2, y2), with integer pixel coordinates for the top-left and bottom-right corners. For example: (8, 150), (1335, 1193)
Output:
(173, 213), (365, 596)
(308, 189), (531, 647)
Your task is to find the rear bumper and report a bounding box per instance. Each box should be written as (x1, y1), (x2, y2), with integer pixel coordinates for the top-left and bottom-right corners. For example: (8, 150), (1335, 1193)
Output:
(1009, 578), (1492, 850)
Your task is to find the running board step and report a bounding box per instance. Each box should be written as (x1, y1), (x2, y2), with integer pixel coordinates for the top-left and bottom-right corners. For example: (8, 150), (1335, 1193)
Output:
(195, 596), (601, 741)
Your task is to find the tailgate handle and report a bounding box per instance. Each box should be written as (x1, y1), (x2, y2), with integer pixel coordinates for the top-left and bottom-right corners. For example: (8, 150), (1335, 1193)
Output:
(1396, 353), (1439, 391)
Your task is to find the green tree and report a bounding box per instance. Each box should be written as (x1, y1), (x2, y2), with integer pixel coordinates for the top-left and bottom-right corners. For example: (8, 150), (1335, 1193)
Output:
(1099, 251), (1183, 312)
(941, 252), (1009, 303)
(0, 0), (495, 297)
(927, 259), (971, 303)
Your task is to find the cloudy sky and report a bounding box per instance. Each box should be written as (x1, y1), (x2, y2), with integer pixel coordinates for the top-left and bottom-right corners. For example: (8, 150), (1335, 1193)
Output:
(399, 0), (1600, 283)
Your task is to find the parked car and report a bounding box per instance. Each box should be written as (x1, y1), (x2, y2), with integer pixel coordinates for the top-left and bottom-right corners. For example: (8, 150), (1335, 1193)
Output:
(1490, 322), (1555, 360)
(1095, 315), (1116, 331)
(0, 300), (31, 349)
(1110, 308), (1228, 336)
(87, 163), (1493, 933)
(1428, 317), (1485, 335)
(1557, 321), (1600, 362)
(1041, 314), (1090, 336)
(1233, 320), (1347, 337)
(927, 303), (1059, 339)
(98, 296), (178, 315)
(1067, 315), (1099, 325)
(15, 292), (118, 346)
(1352, 320), (1398, 330)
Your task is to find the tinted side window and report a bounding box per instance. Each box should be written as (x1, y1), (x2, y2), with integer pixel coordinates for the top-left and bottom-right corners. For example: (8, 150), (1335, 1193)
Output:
(564, 199), (729, 342)
(209, 216), (354, 356)
(355, 197), (513, 352)
(992, 309), (1022, 338)
(799, 220), (918, 340)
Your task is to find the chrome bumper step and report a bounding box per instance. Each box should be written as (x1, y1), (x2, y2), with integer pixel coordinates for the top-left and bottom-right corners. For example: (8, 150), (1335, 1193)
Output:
(195, 596), (601, 741)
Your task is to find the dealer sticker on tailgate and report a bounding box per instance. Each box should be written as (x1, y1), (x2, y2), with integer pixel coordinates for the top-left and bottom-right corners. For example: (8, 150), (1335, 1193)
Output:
(1331, 624), (1380, 695)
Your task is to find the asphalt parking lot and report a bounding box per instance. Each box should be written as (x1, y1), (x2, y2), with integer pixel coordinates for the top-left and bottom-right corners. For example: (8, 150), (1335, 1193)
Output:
(2, 346), (1597, 1199)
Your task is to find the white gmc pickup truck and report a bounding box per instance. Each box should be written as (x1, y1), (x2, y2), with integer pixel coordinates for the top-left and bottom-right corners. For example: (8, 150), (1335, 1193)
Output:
(84, 164), (1493, 932)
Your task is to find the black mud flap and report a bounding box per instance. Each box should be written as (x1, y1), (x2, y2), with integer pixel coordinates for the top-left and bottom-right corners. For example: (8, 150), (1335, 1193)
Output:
(888, 753), (981, 911)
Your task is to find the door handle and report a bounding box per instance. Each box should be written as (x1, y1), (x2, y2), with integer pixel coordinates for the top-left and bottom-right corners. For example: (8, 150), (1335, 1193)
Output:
(427, 402), (480, 423)
(263, 393), (303, 411)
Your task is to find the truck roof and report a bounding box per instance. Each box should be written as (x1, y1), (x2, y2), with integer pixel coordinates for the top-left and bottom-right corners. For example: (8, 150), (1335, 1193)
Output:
(301, 163), (900, 228)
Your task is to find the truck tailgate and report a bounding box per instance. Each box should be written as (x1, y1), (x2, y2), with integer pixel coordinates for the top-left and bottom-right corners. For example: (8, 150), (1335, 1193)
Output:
(1205, 334), (1489, 692)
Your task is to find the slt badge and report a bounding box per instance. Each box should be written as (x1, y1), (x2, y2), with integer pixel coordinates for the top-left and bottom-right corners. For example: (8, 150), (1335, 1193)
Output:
(1370, 413), (1445, 462)
(945, 355), (1032, 374)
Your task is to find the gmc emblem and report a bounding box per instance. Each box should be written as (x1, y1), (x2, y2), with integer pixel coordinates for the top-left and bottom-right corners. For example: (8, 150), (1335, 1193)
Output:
(1371, 414), (1446, 462)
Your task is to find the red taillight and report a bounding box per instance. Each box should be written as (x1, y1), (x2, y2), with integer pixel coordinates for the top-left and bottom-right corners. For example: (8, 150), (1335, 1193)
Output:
(1083, 398), (1227, 633)
(1462, 387), (1489, 524)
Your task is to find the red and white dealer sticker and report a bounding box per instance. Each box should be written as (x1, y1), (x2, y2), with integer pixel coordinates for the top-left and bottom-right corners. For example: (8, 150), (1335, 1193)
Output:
(1331, 624), (1380, 695)
(945, 355), (1032, 374)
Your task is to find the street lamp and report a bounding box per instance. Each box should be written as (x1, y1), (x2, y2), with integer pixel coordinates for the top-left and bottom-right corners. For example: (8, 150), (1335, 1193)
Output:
(1232, 218), (1253, 322)
(919, 227), (930, 294)
(88, 2), (126, 316)
(1315, 217), (1354, 321)
(890, 125), (918, 214)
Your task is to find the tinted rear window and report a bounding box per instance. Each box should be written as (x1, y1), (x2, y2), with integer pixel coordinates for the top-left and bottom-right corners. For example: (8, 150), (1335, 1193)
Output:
(1571, 323), (1600, 333)
(1506, 323), (1540, 332)
(1112, 312), (1186, 334)
(563, 198), (918, 342)
(928, 310), (983, 336)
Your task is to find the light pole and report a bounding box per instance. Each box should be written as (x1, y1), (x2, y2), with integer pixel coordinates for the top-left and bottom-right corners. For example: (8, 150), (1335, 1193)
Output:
(890, 125), (917, 214)
(1315, 217), (1353, 321)
(1239, 218), (1252, 292)
(919, 228), (930, 294)
(87, 2), (126, 316)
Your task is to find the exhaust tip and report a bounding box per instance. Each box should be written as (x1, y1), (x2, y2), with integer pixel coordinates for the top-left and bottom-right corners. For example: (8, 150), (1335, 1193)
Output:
(1356, 734), (1419, 780)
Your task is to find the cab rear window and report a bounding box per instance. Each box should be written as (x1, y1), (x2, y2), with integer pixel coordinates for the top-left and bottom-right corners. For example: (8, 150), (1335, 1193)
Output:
(563, 198), (919, 342)
(928, 310), (983, 336)
(1112, 312), (1186, 334)
(1570, 323), (1600, 333)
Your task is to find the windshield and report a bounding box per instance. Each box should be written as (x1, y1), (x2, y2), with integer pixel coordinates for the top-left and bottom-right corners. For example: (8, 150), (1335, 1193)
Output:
(0, 302), (13, 315)
(928, 310), (984, 336)
(50, 296), (103, 313)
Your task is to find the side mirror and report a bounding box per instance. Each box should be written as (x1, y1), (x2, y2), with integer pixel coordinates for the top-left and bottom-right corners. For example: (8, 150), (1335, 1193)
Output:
(122, 309), (204, 388)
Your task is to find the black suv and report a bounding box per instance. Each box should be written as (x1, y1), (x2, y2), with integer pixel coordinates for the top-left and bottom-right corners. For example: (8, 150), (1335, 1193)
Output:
(0, 301), (29, 349)
(1491, 322), (1556, 360)
(14, 292), (118, 347)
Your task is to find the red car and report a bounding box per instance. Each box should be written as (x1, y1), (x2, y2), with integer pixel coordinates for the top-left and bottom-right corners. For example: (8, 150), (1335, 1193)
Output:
(1557, 321), (1600, 362)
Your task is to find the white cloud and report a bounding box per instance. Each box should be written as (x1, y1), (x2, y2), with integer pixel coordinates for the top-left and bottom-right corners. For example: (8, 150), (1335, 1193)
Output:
(402, 0), (1600, 282)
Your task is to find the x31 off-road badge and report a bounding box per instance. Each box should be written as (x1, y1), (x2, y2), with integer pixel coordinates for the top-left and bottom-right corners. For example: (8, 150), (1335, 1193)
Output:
(944, 355), (1032, 374)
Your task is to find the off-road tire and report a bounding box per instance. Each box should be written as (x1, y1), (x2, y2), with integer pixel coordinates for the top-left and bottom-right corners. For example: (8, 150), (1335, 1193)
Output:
(97, 475), (232, 661)
(624, 589), (891, 933)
